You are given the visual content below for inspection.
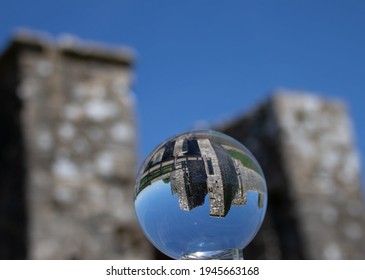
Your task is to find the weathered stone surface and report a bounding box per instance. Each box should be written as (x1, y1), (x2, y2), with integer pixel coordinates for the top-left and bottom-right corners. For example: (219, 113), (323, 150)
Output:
(0, 31), (152, 259)
(1, 30), (364, 260)
(219, 91), (365, 259)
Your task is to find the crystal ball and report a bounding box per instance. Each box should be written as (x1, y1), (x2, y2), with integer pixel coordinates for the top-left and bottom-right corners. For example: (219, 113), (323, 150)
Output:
(134, 130), (267, 259)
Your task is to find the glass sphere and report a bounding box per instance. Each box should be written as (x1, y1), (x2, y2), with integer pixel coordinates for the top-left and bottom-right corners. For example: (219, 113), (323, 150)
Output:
(134, 130), (267, 259)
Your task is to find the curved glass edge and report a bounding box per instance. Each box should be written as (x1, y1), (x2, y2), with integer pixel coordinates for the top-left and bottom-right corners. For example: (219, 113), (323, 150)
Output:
(180, 248), (244, 260)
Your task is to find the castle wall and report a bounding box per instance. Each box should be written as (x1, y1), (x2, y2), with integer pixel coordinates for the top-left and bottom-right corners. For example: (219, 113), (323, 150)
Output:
(0, 33), (152, 259)
(1, 32), (364, 260)
(219, 92), (365, 259)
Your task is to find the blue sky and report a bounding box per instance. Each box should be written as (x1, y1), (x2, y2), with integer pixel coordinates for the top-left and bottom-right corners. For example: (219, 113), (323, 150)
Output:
(1, 0), (364, 178)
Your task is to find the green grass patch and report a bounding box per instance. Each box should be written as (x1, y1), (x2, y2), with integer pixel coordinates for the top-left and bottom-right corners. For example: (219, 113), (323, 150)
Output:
(227, 149), (261, 174)
(140, 163), (174, 189)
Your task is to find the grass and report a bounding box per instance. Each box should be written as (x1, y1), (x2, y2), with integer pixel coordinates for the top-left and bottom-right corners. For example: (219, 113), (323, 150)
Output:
(226, 149), (261, 174)
(139, 163), (174, 189)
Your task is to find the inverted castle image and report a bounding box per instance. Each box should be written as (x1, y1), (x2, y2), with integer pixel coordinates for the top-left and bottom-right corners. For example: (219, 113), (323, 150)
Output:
(137, 134), (266, 217)
(0, 30), (364, 259)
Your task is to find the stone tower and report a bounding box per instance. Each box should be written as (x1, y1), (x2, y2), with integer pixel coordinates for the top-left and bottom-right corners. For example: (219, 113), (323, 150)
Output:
(219, 92), (365, 259)
(0, 31), (151, 259)
(1, 31), (364, 260)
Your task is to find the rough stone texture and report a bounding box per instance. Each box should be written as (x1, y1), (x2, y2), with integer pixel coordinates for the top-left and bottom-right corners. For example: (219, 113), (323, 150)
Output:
(1, 31), (364, 260)
(219, 91), (365, 259)
(0, 31), (152, 259)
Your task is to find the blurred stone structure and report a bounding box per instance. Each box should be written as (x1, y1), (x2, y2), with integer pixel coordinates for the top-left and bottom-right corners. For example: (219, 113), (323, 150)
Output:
(1, 31), (364, 260)
(0, 31), (152, 259)
(219, 92), (365, 259)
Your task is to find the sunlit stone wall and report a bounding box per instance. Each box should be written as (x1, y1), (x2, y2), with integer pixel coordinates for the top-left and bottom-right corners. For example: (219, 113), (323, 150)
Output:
(0, 31), (152, 259)
(219, 92), (365, 259)
(1, 31), (363, 260)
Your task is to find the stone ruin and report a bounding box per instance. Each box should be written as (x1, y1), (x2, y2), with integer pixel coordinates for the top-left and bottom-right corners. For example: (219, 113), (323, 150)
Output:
(0, 31), (152, 259)
(219, 92), (364, 259)
(0, 31), (363, 259)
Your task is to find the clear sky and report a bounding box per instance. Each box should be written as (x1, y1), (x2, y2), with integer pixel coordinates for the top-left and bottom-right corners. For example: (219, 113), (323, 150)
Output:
(1, 0), (364, 178)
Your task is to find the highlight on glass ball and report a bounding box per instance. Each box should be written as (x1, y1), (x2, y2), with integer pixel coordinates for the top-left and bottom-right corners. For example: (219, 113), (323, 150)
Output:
(134, 130), (267, 260)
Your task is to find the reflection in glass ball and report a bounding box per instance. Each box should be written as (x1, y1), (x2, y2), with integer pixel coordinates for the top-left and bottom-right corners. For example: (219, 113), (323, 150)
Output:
(134, 130), (267, 259)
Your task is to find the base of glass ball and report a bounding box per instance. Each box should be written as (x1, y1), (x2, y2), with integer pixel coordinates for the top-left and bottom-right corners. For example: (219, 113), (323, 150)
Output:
(180, 248), (244, 260)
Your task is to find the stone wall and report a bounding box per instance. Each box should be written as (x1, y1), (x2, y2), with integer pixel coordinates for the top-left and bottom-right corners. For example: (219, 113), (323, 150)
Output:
(1, 31), (364, 260)
(0, 31), (152, 259)
(219, 92), (365, 259)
